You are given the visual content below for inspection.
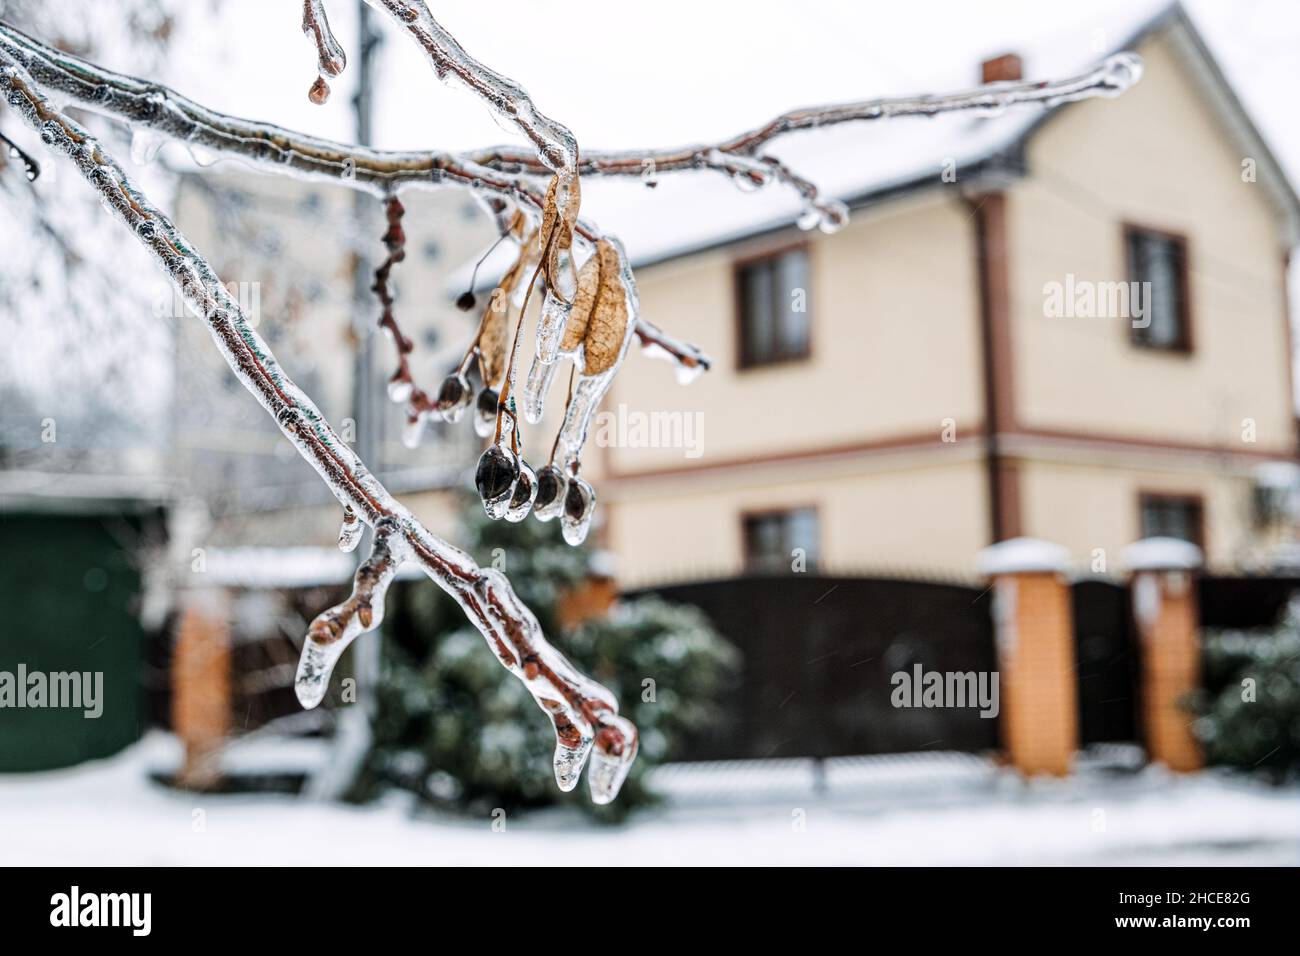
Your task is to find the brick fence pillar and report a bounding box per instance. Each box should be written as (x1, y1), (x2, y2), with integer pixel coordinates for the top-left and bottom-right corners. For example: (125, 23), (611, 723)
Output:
(171, 590), (232, 789)
(976, 538), (1077, 776)
(1122, 537), (1203, 772)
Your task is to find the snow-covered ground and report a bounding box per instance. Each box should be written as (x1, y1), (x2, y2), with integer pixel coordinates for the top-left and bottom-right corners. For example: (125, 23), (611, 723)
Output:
(1, 735), (1296, 866)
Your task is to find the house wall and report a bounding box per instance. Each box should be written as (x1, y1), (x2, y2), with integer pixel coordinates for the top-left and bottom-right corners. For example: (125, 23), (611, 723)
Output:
(1007, 33), (1292, 452)
(604, 453), (989, 587)
(999, 32), (1295, 569)
(599, 192), (987, 581)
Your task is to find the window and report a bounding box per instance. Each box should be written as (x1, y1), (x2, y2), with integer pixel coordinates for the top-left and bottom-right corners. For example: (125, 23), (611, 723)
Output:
(743, 508), (820, 573)
(1125, 226), (1190, 352)
(1139, 493), (1204, 548)
(737, 247), (811, 367)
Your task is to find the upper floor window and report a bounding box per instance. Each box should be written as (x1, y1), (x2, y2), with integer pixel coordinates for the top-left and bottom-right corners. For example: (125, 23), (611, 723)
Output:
(1125, 226), (1191, 352)
(743, 507), (820, 573)
(1139, 492), (1204, 548)
(737, 247), (811, 368)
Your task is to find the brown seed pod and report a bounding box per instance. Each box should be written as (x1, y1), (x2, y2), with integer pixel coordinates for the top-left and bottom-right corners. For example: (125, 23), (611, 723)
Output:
(559, 250), (602, 353)
(581, 240), (630, 375)
(540, 173), (580, 301)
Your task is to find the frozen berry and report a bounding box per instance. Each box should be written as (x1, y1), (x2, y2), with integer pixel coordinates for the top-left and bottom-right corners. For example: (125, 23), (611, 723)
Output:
(532, 464), (565, 522)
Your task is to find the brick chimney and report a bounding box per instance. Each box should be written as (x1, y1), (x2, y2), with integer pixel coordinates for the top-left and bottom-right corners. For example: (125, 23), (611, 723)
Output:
(981, 53), (1023, 84)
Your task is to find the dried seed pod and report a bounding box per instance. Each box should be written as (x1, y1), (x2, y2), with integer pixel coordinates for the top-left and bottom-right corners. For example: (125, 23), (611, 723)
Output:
(435, 373), (473, 422)
(561, 475), (596, 546)
(476, 443), (519, 519)
(559, 249), (603, 352)
(505, 459), (538, 523)
(474, 386), (498, 439)
(540, 173), (580, 300)
(581, 240), (630, 375)
(532, 464), (566, 522)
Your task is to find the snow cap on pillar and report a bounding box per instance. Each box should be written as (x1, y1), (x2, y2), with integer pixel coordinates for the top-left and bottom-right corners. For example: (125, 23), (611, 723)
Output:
(976, 537), (1069, 576)
(1122, 536), (1203, 572)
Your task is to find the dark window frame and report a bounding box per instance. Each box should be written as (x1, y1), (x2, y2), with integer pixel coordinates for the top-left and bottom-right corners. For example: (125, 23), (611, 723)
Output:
(1137, 491), (1206, 551)
(741, 505), (821, 573)
(733, 241), (814, 370)
(1123, 223), (1193, 355)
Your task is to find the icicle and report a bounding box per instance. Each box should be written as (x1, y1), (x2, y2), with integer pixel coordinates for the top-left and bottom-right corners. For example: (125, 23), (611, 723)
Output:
(337, 505), (362, 552)
(129, 128), (162, 166)
(401, 414), (425, 449)
(522, 352), (560, 424)
(534, 288), (572, 367)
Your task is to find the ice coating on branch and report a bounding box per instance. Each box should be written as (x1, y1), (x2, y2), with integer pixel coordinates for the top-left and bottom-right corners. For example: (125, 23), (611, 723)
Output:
(366, 1), (575, 165)
(297, 519), (406, 709)
(337, 505), (363, 552)
(0, 54), (639, 804)
(797, 198), (849, 234)
(472, 567), (636, 799)
(302, 0), (346, 105)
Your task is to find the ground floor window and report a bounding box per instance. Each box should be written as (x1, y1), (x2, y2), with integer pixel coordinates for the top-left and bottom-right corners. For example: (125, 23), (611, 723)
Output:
(1139, 492), (1204, 549)
(743, 507), (820, 572)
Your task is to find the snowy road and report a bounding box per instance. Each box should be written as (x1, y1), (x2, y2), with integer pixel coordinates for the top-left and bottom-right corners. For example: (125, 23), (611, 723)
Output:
(1, 737), (1297, 866)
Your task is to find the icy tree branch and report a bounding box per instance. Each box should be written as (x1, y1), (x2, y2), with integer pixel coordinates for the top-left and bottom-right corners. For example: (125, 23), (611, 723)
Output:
(0, 19), (708, 372)
(0, 50), (638, 804)
(302, 0), (347, 105)
(469, 52), (1144, 224)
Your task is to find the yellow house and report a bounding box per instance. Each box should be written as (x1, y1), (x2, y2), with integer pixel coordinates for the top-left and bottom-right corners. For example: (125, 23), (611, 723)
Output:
(585, 4), (1300, 586)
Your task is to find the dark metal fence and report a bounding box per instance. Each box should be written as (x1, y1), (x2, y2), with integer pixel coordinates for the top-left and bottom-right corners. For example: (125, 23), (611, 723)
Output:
(633, 575), (999, 761)
(1071, 579), (1139, 746)
(1198, 575), (1300, 629)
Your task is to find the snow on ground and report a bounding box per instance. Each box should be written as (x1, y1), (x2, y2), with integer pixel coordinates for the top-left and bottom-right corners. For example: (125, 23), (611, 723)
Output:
(0, 734), (1296, 866)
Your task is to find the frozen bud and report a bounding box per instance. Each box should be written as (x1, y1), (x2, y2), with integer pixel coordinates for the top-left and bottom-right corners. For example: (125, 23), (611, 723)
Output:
(308, 77), (330, 105)
(505, 459), (538, 523)
(561, 475), (596, 546)
(456, 290), (477, 312)
(401, 414), (425, 449)
(532, 464), (566, 522)
(435, 373), (473, 422)
(474, 387), (498, 439)
(387, 376), (413, 404)
(475, 443), (519, 519)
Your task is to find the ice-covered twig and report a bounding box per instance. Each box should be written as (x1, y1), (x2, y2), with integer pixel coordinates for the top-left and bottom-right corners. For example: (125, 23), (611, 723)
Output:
(0, 20), (706, 375)
(471, 53), (1144, 220)
(362, 0), (575, 173)
(0, 52), (638, 804)
(302, 0), (347, 105)
(0, 125), (39, 180)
